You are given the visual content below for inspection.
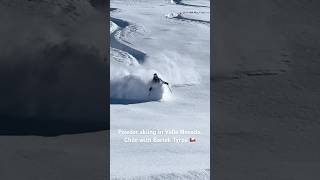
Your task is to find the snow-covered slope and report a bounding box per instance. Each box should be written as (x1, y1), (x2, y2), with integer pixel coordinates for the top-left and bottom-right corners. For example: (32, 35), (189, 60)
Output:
(110, 0), (210, 179)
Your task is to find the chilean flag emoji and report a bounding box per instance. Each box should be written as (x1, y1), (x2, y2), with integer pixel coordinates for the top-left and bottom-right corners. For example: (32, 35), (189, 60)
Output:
(189, 137), (196, 143)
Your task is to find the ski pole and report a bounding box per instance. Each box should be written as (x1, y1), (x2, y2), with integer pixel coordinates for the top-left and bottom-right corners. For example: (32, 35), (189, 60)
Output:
(167, 84), (173, 94)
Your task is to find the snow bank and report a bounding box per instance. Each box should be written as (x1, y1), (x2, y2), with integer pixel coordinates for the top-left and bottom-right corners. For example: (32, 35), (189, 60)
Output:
(110, 21), (118, 34)
(166, 12), (179, 18)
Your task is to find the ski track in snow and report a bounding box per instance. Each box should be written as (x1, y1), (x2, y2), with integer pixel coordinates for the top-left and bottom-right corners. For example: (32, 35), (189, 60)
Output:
(167, 0), (210, 25)
(110, 17), (146, 63)
(166, 11), (210, 25)
(171, 0), (209, 8)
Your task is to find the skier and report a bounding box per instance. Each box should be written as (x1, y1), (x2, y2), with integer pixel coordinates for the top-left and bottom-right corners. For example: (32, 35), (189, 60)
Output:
(152, 73), (168, 85)
(148, 73), (171, 95)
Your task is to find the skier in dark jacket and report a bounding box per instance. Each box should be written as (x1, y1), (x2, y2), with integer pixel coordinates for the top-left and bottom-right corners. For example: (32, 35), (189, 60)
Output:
(152, 73), (168, 85)
(149, 73), (169, 93)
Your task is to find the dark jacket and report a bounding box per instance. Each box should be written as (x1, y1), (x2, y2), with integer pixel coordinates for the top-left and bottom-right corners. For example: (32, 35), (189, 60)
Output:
(152, 75), (168, 85)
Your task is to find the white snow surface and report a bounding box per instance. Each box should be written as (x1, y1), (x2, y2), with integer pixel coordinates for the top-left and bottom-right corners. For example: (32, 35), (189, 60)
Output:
(110, 0), (210, 179)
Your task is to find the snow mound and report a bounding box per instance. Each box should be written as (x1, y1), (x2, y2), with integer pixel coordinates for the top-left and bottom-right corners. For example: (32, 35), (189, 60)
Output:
(170, 0), (177, 4)
(111, 48), (139, 66)
(166, 12), (179, 18)
(110, 21), (119, 34)
(166, 11), (210, 24)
